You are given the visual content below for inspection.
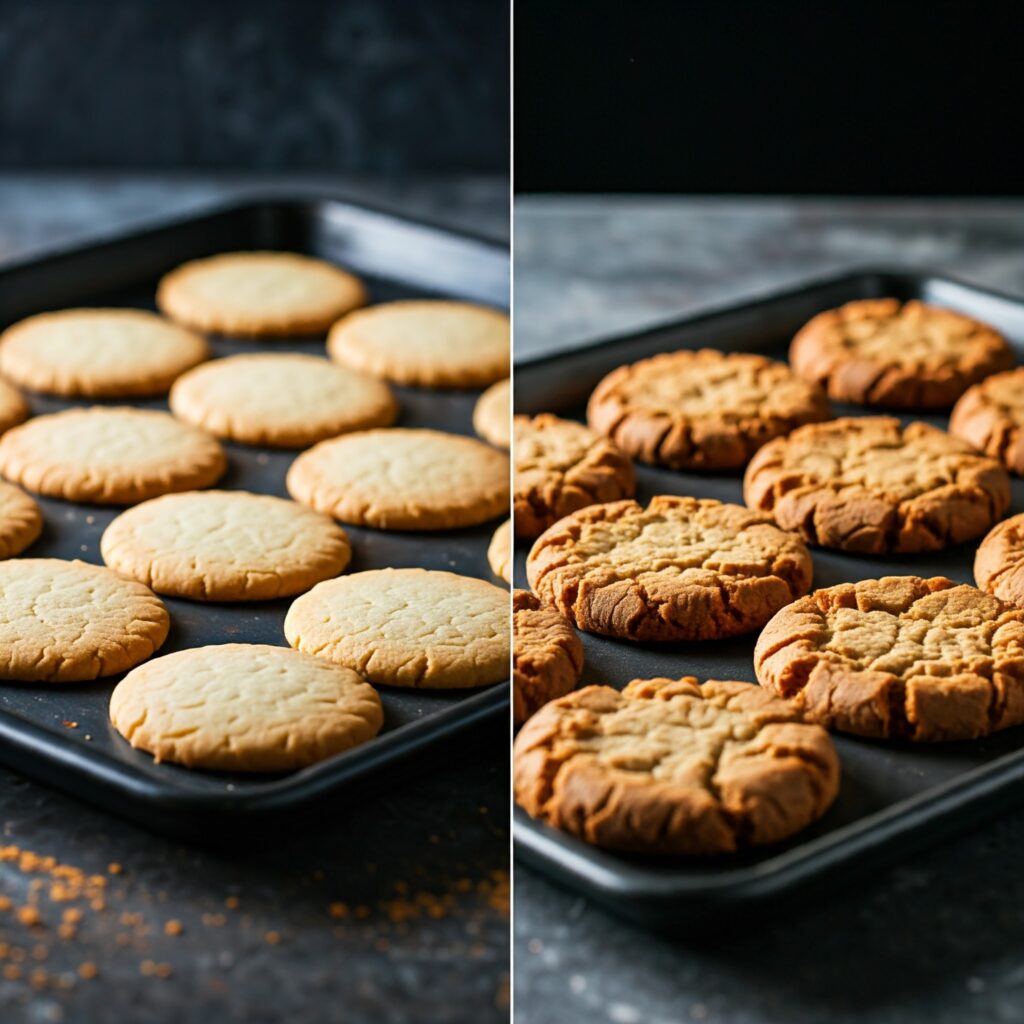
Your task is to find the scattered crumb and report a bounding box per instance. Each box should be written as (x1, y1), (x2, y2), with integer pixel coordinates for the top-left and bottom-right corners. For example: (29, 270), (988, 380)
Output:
(77, 961), (98, 980)
(62, 721), (78, 729)
(224, 896), (239, 910)
(264, 931), (281, 946)
(107, 863), (123, 876)
(164, 920), (183, 937)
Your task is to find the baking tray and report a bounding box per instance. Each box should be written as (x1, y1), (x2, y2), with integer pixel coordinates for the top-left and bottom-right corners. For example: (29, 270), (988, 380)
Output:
(0, 196), (510, 840)
(513, 267), (1024, 930)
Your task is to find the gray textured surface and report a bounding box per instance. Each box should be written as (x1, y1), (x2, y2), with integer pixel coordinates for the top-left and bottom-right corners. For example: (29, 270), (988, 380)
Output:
(513, 194), (1024, 1024)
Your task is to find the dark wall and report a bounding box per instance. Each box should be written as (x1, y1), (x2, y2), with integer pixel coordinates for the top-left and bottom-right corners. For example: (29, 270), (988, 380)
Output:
(0, 0), (508, 173)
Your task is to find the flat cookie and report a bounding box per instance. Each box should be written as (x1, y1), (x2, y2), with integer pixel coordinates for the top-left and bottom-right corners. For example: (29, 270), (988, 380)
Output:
(327, 300), (509, 388)
(754, 576), (1024, 741)
(170, 353), (397, 448)
(744, 417), (1010, 554)
(109, 644), (383, 772)
(0, 558), (168, 682)
(790, 298), (1013, 410)
(473, 378), (510, 448)
(0, 380), (29, 435)
(513, 589), (583, 725)
(0, 408), (226, 505)
(0, 483), (42, 559)
(514, 678), (839, 855)
(950, 367), (1024, 476)
(587, 349), (829, 470)
(975, 513), (1024, 610)
(0, 309), (208, 397)
(284, 568), (509, 689)
(488, 519), (511, 584)
(514, 414), (635, 539)
(286, 428), (509, 531)
(101, 491), (351, 602)
(526, 496), (812, 642)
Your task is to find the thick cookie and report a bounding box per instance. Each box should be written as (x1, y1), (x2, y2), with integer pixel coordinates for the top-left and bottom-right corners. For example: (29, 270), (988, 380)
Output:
(587, 349), (829, 471)
(327, 300), (509, 388)
(975, 513), (1024, 610)
(0, 559), (168, 682)
(514, 414), (635, 539)
(101, 491), (351, 602)
(754, 576), (1024, 741)
(488, 519), (511, 584)
(950, 367), (1024, 476)
(0, 380), (29, 435)
(169, 352), (397, 448)
(744, 417), (1010, 554)
(514, 678), (839, 855)
(0, 309), (208, 397)
(110, 644), (383, 772)
(513, 589), (583, 725)
(790, 298), (1013, 410)
(473, 378), (510, 448)
(286, 428), (509, 531)
(0, 483), (42, 559)
(0, 408), (226, 505)
(157, 251), (366, 337)
(284, 568), (509, 689)
(526, 496), (812, 642)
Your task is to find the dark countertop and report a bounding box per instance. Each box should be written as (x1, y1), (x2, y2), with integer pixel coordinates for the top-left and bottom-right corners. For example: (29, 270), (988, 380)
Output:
(513, 195), (1024, 1024)
(0, 174), (509, 1024)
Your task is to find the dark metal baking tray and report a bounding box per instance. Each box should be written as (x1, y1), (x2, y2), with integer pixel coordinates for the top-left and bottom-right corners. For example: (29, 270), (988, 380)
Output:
(0, 196), (509, 840)
(513, 267), (1024, 930)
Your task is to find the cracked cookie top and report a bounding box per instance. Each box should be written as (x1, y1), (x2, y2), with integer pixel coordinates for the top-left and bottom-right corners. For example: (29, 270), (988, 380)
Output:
(0, 482), (41, 560)
(513, 589), (583, 725)
(975, 513), (1024, 610)
(951, 367), (1024, 476)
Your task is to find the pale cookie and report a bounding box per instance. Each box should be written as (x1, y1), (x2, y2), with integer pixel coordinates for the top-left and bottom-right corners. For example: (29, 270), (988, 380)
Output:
(284, 568), (509, 689)
(157, 251), (366, 337)
(0, 309), (208, 397)
(950, 367), (1024, 476)
(0, 483), (42, 559)
(744, 417), (1010, 554)
(169, 353), (397, 448)
(513, 589), (583, 725)
(975, 514), (1024, 610)
(327, 300), (509, 388)
(514, 414), (635, 539)
(109, 644), (383, 772)
(0, 407), (226, 506)
(514, 678), (839, 855)
(473, 378), (510, 448)
(754, 576), (1024, 741)
(790, 298), (1013, 410)
(587, 349), (829, 471)
(0, 558), (168, 682)
(286, 428), (509, 531)
(526, 496), (812, 642)
(0, 380), (29, 435)
(488, 519), (511, 584)
(101, 491), (351, 602)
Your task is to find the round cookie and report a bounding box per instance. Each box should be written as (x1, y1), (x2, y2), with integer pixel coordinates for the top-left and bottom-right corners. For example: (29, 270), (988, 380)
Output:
(101, 491), (351, 602)
(0, 407), (226, 505)
(514, 414), (635, 539)
(586, 349), (829, 471)
(284, 568), (509, 689)
(0, 483), (42, 559)
(754, 576), (1024, 742)
(286, 428), (509, 531)
(744, 417), (1010, 554)
(327, 300), (509, 388)
(789, 298), (1013, 410)
(0, 558), (168, 682)
(109, 644), (383, 772)
(473, 378), (510, 448)
(513, 589), (583, 725)
(950, 367), (1024, 475)
(0, 309), (208, 398)
(170, 353), (397, 448)
(0, 380), (29, 435)
(526, 495), (813, 642)
(514, 677), (839, 855)
(488, 519), (511, 584)
(975, 513), (1024, 610)
(157, 251), (366, 337)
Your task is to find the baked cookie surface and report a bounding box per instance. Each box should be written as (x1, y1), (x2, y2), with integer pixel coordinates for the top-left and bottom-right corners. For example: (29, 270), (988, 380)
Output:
(101, 490), (351, 602)
(526, 495), (812, 642)
(950, 367), (1024, 476)
(586, 349), (829, 470)
(473, 378), (510, 448)
(789, 298), (1013, 409)
(0, 380), (30, 435)
(744, 417), (1010, 554)
(0, 483), (42, 559)
(754, 575), (1024, 741)
(514, 678), (839, 855)
(975, 513), (1024, 610)
(109, 643), (383, 772)
(513, 589), (583, 725)
(488, 519), (511, 583)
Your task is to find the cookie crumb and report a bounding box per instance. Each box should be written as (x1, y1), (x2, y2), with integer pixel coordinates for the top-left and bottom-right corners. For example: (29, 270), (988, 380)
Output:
(77, 961), (98, 980)
(164, 920), (183, 937)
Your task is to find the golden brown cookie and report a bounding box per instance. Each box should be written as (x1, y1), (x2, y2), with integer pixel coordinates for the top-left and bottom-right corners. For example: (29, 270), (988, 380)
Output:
(587, 349), (829, 471)
(950, 367), (1024, 476)
(488, 519), (511, 584)
(975, 513), (1024, 610)
(0, 483), (42, 559)
(526, 496), (812, 642)
(0, 380), (30, 435)
(754, 575), (1024, 741)
(789, 298), (1013, 410)
(514, 678), (839, 855)
(513, 589), (583, 725)
(514, 414), (635, 539)
(473, 378), (510, 448)
(744, 417), (1010, 554)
